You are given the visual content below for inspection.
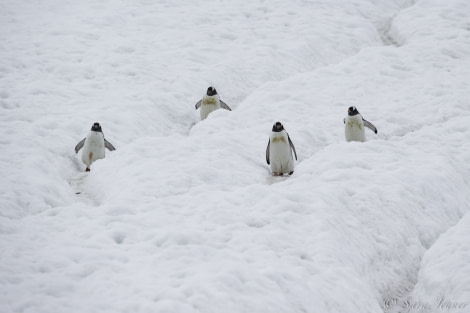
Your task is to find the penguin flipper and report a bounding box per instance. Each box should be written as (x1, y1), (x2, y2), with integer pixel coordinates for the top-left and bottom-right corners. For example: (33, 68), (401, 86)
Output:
(195, 100), (202, 110)
(288, 135), (298, 160)
(363, 119), (378, 134)
(220, 100), (232, 111)
(266, 139), (270, 165)
(343, 118), (346, 124)
(75, 138), (86, 153)
(104, 139), (116, 151)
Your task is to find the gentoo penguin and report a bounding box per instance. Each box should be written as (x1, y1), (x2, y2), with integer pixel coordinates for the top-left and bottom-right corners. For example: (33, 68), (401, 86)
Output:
(266, 122), (298, 176)
(74, 122), (116, 171)
(195, 86), (231, 120)
(344, 106), (377, 142)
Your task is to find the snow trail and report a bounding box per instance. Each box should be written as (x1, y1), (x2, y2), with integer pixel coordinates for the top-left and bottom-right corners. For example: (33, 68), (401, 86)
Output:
(68, 172), (100, 207)
(1, 0), (470, 313)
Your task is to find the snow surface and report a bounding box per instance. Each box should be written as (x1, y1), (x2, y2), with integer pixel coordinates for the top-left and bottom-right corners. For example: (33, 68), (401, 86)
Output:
(1, 0), (470, 312)
(409, 212), (470, 313)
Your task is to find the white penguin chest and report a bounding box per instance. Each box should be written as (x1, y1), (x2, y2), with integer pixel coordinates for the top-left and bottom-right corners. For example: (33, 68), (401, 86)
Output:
(270, 133), (292, 164)
(83, 132), (105, 162)
(200, 96), (220, 119)
(345, 116), (366, 142)
(269, 132), (294, 173)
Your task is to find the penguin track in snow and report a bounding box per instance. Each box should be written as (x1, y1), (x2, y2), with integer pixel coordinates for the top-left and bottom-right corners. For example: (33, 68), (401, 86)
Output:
(69, 172), (100, 206)
(68, 156), (101, 206)
(265, 174), (290, 185)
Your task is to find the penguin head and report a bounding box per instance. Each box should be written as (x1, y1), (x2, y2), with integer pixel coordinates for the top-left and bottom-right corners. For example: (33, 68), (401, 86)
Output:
(272, 121), (285, 132)
(206, 86), (217, 96)
(348, 106), (360, 116)
(91, 122), (102, 132)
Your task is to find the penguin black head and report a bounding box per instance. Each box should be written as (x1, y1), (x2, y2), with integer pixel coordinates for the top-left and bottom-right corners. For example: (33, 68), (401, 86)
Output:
(272, 121), (284, 132)
(91, 122), (102, 132)
(206, 86), (217, 96)
(348, 106), (360, 116)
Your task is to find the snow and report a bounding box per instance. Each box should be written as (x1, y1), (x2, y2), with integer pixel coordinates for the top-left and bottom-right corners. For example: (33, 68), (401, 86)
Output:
(409, 211), (470, 313)
(1, 0), (470, 312)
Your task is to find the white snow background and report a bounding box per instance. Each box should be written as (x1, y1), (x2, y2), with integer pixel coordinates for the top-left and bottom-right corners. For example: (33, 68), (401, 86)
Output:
(1, 0), (470, 312)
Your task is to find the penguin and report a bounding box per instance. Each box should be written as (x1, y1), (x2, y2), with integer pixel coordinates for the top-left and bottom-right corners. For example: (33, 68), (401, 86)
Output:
(74, 122), (116, 171)
(195, 86), (231, 120)
(344, 106), (377, 142)
(266, 122), (298, 176)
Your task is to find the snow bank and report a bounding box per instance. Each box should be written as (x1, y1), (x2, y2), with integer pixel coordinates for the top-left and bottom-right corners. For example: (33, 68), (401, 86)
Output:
(408, 211), (470, 313)
(1, 0), (470, 313)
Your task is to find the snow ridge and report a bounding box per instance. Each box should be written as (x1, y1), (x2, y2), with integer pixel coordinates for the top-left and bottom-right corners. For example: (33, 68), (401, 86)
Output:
(1, 0), (470, 313)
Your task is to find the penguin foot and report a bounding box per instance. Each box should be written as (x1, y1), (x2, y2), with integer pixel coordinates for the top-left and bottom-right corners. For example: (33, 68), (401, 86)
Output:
(85, 168), (90, 172)
(288, 171), (294, 175)
(273, 172), (281, 176)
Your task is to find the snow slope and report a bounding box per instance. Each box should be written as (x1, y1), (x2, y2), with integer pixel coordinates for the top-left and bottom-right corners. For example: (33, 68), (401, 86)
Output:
(1, 0), (470, 312)
(409, 211), (470, 313)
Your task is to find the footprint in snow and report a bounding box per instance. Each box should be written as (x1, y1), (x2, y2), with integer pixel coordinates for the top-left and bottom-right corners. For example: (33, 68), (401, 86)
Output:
(68, 172), (100, 206)
(265, 174), (291, 185)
